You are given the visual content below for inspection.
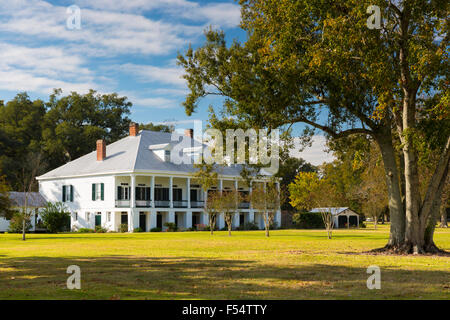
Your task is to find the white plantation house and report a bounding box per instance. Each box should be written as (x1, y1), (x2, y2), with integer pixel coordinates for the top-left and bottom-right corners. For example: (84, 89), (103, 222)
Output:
(36, 123), (281, 232)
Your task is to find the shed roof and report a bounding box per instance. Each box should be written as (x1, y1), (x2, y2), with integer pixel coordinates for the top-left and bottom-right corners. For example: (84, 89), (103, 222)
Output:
(9, 192), (47, 208)
(310, 207), (359, 216)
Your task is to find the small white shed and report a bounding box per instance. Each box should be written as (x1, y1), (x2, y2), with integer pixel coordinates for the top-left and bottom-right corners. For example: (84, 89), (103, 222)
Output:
(310, 207), (360, 229)
(0, 192), (47, 232)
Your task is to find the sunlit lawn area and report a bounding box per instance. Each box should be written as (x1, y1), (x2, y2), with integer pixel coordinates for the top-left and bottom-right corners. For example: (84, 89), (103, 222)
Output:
(0, 224), (449, 300)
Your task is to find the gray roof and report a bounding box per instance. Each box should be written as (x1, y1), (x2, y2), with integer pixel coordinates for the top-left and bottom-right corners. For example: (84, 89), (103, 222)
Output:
(310, 207), (358, 216)
(37, 130), (243, 179)
(9, 192), (47, 207)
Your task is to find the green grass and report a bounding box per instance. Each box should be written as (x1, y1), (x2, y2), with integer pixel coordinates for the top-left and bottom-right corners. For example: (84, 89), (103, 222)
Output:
(0, 224), (449, 300)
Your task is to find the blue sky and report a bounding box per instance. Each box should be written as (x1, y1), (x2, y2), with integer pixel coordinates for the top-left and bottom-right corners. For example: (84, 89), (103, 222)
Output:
(0, 0), (333, 165)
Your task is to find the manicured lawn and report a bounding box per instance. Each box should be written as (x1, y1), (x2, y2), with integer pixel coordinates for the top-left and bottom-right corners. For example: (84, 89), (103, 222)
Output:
(0, 224), (449, 299)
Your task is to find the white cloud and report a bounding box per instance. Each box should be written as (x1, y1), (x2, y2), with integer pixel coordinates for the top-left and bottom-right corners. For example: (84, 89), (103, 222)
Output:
(117, 63), (186, 87)
(0, 42), (98, 94)
(289, 136), (335, 166)
(120, 91), (179, 109)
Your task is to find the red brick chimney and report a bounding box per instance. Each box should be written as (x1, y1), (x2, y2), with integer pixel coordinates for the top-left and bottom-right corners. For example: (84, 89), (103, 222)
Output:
(97, 139), (106, 161)
(184, 128), (193, 138)
(129, 122), (139, 136)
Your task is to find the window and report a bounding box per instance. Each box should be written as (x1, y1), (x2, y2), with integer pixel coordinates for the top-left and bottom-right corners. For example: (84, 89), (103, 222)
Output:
(74, 212), (78, 221)
(173, 188), (182, 201)
(86, 212), (90, 222)
(117, 186), (130, 200)
(164, 150), (170, 161)
(155, 188), (169, 201)
(92, 183), (104, 201)
(62, 185), (74, 202)
(107, 212), (111, 222)
(136, 187), (151, 200)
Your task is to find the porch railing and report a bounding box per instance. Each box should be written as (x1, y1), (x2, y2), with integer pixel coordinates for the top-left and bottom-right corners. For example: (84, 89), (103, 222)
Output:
(190, 201), (204, 208)
(115, 200), (130, 207)
(154, 200), (170, 208)
(173, 200), (188, 208)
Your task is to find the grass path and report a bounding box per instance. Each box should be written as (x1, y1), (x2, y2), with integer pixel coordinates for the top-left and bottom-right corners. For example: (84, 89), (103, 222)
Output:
(0, 225), (448, 299)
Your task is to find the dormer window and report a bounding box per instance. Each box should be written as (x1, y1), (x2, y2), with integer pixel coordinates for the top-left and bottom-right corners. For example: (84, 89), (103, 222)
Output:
(164, 150), (170, 162)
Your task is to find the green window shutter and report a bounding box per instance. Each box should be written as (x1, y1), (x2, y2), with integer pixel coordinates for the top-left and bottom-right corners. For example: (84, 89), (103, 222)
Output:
(117, 186), (122, 200)
(92, 184), (96, 201)
(101, 183), (104, 200)
(62, 186), (66, 202)
(70, 185), (74, 202)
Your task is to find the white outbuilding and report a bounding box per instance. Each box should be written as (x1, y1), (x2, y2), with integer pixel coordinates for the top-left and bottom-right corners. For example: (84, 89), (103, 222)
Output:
(310, 207), (359, 229)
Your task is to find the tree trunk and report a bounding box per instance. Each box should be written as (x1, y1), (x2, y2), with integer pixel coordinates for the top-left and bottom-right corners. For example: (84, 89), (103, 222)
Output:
(375, 130), (405, 248)
(22, 217), (26, 241)
(440, 206), (448, 228)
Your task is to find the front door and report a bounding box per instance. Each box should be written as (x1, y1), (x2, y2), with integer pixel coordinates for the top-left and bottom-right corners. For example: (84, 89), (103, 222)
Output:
(139, 213), (146, 231)
(95, 214), (101, 227)
(157, 213), (162, 228)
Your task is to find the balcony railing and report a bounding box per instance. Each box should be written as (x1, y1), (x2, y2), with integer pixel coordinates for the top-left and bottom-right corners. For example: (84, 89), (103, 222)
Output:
(190, 201), (204, 208)
(136, 200), (151, 207)
(173, 200), (188, 208)
(115, 200), (130, 207)
(238, 202), (250, 209)
(154, 200), (170, 208)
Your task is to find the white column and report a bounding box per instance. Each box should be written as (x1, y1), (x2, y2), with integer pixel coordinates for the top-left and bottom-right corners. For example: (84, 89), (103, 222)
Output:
(233, 212), (240, 229)
(187, 177), (191, 208)
(186, 211), (192, 228)
(133, 209), (140, 230)
(127, 210), (133, 232)
(275, 210), (281, 229)
(217, 212), (225, 229)
(168, 211), (175, 223)
(149, 210), (157, 230)
(130, 174), (136, 208)
(248, 211), (254, 225)
(169, 176), (173, 208)
(151, 176), (155, 208)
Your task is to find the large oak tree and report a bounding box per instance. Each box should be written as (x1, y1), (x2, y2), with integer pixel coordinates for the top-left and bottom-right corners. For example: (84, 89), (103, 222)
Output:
(178, 0), (449, 253)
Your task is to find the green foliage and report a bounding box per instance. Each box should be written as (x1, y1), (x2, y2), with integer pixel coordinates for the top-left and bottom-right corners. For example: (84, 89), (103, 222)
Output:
(95, 226), (107, 233)
(119, 224), (128, 233)
(164, 222), (178, 232)
(0, 90), (132, 189)
(78, 228), (95, 233)
(0, 177), (13, 220)
(40, 202), (71, 233)
(150, 227), (162, 232)
(7, 211), (32, 233)
(243, 221), (259, 230)
(293, 211), (325, 229)
(133, 227), (144, 233)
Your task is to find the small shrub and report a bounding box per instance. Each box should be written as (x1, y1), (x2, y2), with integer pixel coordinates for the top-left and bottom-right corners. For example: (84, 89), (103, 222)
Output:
(292, 211), (325, 229)
(359, 222), (367, 228)
(164, 222), (178, 232)
(150, 227), (161, 232)
(133, 227), (144, 233)
(244, 221), (259, 230)
(78, 228), (95, 233)
(95, 226), (107, 233)
(119, 223), (128, 233)
(40, 202), (71, 233)
(186, 227), (195, 231)
(7, 212), (32, 233)
(195, 223), (207, 231)
(269, 221), (279, 230)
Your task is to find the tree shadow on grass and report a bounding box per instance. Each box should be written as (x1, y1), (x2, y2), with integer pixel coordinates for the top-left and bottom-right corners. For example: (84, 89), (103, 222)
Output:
(0, 255), (448, 300)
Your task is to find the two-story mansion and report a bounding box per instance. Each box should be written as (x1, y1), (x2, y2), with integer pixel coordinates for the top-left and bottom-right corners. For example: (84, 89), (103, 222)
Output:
(36, 123), (281, 232)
